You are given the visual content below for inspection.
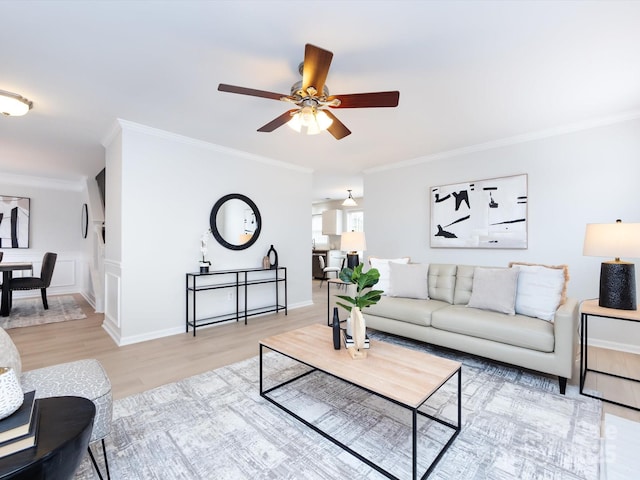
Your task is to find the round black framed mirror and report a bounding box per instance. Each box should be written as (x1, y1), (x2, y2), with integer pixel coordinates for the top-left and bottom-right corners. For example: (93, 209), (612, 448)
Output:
(209, 193), (261, 250)
(81, 203), (88, 239)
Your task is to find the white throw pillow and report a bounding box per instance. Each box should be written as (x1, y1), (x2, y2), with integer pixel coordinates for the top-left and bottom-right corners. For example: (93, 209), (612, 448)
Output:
(467, 267), (519, 315)
(510, 264), (568, 321)
(388, 262), (429, 299)
(368, 257), (410, 294)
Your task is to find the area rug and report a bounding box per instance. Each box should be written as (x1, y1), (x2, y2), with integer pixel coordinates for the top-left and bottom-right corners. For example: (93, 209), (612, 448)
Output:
(601, 413), (640, 479)
(0, 295), (86, 329)
(75, 333), (602, 480)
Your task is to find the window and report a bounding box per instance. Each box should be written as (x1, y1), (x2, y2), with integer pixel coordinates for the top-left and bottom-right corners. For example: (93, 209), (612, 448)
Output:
(311, 214), (327, 248)
(346, 210), (364, 232)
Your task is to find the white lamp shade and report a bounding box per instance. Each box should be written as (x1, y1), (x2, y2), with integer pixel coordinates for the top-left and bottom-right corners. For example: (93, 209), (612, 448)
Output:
(583, 223), (640, 259)
(341, 231), (366, 252)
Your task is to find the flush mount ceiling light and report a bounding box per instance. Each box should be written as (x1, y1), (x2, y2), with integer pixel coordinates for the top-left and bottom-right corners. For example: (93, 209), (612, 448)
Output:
(0, 89), (33, 116)
(342, 189), (357, 207)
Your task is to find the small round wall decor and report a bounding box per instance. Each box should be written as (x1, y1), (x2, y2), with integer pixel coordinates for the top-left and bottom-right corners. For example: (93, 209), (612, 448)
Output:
(81, 203), (88, 239)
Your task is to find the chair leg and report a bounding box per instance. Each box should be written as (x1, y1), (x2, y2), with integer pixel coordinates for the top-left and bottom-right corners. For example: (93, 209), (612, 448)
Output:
(41, 288), (48, 309)
(88, 439), (110, 480)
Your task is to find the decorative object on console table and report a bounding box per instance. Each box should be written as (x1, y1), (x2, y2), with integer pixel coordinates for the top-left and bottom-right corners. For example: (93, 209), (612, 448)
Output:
(199, 228), (211, 273)
(583, 219), (640, 310)
(332, 307), (341, 350)
(336, 264), (382, 359)
(0, 367), (24, 420)
(340, 231), (366, 269)
(267, 244), (278, 269)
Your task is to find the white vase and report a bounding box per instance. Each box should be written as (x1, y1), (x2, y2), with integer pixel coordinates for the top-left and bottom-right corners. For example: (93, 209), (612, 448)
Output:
(350, 307), (367, 350)
(0, 367), (24, 420)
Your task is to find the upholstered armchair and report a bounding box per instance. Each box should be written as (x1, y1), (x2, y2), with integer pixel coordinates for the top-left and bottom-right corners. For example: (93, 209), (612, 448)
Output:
(0, 326), (112, 479)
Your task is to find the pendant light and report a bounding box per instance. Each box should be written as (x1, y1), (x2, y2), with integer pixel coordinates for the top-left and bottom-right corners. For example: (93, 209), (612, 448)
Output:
(342, 190), (357, 207)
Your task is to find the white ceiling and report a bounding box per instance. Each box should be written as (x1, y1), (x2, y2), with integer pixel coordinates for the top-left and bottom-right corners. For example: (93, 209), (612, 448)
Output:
(1, 1), (640, 201)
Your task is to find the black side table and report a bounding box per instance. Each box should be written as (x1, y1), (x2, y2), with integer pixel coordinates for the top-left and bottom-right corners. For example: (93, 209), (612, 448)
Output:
(580, 299), (640, 411)
(0, 396), (96, 480)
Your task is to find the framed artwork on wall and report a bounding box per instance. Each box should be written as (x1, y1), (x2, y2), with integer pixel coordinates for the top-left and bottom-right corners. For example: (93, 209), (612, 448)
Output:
(430, 174), (528, 249)
(0, 195), (30, 248)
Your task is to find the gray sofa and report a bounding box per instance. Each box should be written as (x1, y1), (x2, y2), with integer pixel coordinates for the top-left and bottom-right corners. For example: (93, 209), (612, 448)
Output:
(363, 263), (579, 394)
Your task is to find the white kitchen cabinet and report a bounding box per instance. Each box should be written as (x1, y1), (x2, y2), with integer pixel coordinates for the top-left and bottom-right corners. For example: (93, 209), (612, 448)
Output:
(322, 209), (343, 235)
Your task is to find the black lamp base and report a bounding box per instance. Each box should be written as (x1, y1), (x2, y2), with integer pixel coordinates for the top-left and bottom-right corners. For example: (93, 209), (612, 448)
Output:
(346, 253), (360, 269)
(599, 262), (637, 310)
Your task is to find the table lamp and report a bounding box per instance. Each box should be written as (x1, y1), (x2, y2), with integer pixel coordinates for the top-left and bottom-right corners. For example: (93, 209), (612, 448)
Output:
(341, 231), (366, 269)
(583, 219), (640, 310)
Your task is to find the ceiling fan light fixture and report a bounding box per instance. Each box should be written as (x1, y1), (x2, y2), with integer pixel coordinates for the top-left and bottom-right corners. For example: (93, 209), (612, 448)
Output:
(0, 89), (33, 116)
(342, 189), (357, 207)
(287, 106), (333, 135)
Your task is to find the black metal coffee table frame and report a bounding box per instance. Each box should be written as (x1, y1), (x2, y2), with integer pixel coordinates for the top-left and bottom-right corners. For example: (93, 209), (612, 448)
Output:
(260, 344), (461, 480)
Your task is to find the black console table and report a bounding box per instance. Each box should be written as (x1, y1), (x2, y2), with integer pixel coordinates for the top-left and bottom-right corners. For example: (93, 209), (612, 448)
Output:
(186, 267), (287, 336)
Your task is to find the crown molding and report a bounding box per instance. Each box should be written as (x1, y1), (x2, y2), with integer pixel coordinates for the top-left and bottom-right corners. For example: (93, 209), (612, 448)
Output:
(107, 118), (313, 174)
(365, 110), (640, 174)
(0, 171), (85, 191)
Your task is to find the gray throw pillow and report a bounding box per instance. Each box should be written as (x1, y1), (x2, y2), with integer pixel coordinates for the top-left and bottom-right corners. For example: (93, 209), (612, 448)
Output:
(467, 267), (519, 315)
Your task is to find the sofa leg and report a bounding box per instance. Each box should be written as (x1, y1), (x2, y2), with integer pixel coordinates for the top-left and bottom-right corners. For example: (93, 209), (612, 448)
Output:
(558, 376), (567, 395)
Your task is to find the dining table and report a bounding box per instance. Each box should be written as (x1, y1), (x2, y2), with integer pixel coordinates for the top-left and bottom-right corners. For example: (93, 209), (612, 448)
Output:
(0, 262), (33, 317)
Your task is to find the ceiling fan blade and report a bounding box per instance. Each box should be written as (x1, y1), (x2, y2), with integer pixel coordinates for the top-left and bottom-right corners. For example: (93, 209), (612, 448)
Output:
(327, 91), (400, 108)
(324, 110), (351, 140)
(257, 110), (297, 132)
(218, 83), (287, 101)
(301, 44), (333, 94)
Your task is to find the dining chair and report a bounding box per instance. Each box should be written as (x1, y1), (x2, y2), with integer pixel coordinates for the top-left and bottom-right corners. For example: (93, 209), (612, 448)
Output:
(9, 252), (57, 309)
(318, 255), (340, 288)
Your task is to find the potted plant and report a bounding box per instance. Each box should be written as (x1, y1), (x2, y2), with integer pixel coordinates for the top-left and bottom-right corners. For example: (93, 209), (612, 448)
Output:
(336, 264), (383, 356)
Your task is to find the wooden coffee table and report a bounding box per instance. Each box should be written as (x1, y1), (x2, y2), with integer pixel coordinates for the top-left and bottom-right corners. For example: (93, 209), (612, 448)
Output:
(259, 324), (462, 480)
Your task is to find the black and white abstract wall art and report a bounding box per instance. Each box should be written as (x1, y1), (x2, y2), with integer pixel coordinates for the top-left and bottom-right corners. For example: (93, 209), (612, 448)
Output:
(430, 174), (528, 249)
(0, 195), (30, 248)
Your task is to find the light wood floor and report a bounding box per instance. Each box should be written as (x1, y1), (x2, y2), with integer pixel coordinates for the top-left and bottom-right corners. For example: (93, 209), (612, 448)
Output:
(7, 282), (640, 425)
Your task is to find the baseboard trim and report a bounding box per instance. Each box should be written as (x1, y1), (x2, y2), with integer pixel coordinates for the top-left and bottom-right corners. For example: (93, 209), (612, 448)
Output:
(587, 338), (640, 355)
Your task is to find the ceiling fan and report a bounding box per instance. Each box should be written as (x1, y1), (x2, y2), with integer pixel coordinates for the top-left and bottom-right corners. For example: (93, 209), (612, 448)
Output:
(218, 44), (400, 140)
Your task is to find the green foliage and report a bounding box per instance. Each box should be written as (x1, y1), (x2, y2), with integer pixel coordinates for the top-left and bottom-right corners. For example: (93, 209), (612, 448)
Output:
(336, 264), (384, 313)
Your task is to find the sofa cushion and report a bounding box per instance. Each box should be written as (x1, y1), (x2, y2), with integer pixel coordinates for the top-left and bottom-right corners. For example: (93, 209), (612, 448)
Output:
(365, 296), (449, 327)
(368, 257), (410, 294)
(467, 267), (519, 315)
(0, 327), (22, 377)
(432, 305), (555, 352)
(388, 262), (429, 299)
(428, 264), (457, 304)
(510, 263), (569, 321)
(453, 265), (475, 305)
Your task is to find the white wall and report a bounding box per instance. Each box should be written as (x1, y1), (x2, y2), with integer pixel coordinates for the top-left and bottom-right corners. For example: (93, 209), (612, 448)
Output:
(0, 174), (91, 299)
(365, 116), (640, 351)
(103, 120), (312, 345)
